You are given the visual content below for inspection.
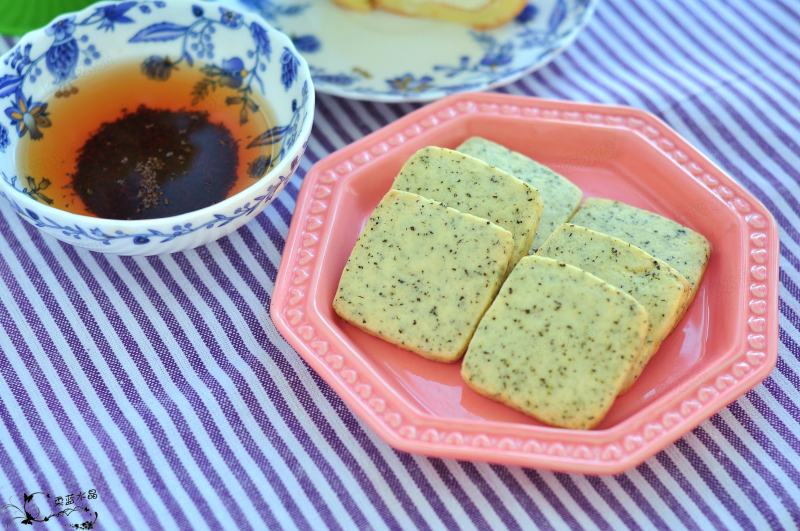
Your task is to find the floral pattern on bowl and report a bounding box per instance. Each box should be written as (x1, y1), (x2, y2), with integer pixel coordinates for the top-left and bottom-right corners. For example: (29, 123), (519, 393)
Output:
(0, 0), (314, 255)
(229, 0), (596, 102)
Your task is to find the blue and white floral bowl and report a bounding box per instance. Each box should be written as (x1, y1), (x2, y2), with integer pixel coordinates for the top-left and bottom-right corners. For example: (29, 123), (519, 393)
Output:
(0, 0), (314, 255)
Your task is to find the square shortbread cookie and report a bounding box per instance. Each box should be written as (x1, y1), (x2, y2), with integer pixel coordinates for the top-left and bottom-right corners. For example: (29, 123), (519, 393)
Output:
(393, 146), (542, 266)
(461, 255), (649, 429)
(537, 223), (691, 391)
(333, 189), (514, 362)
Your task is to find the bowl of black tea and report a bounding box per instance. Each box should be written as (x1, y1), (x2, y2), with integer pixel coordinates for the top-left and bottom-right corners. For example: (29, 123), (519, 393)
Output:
(0, 1), (314, 255)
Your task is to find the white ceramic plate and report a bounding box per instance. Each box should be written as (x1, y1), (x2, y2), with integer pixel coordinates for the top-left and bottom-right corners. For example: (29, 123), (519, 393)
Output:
(229, 0), (597, 102)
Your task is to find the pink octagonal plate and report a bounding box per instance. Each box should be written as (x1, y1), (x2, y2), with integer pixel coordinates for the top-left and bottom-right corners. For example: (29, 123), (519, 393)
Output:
(271, 92), (779, 474)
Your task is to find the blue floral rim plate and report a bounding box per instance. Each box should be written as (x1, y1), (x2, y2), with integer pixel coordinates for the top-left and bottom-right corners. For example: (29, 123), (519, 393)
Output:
(227, 0), (597, 102)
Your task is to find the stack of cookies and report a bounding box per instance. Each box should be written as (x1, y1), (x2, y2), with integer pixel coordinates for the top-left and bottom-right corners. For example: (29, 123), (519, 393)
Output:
(334, 138), (710, 429)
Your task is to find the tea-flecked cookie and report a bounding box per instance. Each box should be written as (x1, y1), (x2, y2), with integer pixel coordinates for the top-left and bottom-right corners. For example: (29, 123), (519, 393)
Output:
(570, 198), (711, 296)
(392, 146), (542, 266)
(457, 137), (582, 251)
(461, 256), (649, 429)
(333, 189), (514, 363)
(537, 224), (691, 391)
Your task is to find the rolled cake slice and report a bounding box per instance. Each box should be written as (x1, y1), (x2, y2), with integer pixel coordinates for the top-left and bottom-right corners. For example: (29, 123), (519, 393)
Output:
(333, 189), (514, 362)
(457, 137), (583, 252)
(355, 0), (528, 29)
(393, 146), (542, 267)
(570, 198), (711, 296)
(537, 223), (691, 391)
(334, 0), (373, 11)
(461, 255), (649, 429)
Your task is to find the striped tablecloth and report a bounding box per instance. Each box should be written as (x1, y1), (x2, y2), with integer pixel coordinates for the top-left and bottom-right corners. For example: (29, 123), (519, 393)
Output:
(1, 1), (799, 529)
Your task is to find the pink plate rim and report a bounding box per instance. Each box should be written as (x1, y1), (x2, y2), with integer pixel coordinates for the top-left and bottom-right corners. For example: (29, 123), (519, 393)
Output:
(270, 92), (779, 474)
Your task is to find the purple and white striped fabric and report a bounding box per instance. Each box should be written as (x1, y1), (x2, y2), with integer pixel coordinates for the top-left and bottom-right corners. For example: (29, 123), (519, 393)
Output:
(1, 1), (799, 529)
